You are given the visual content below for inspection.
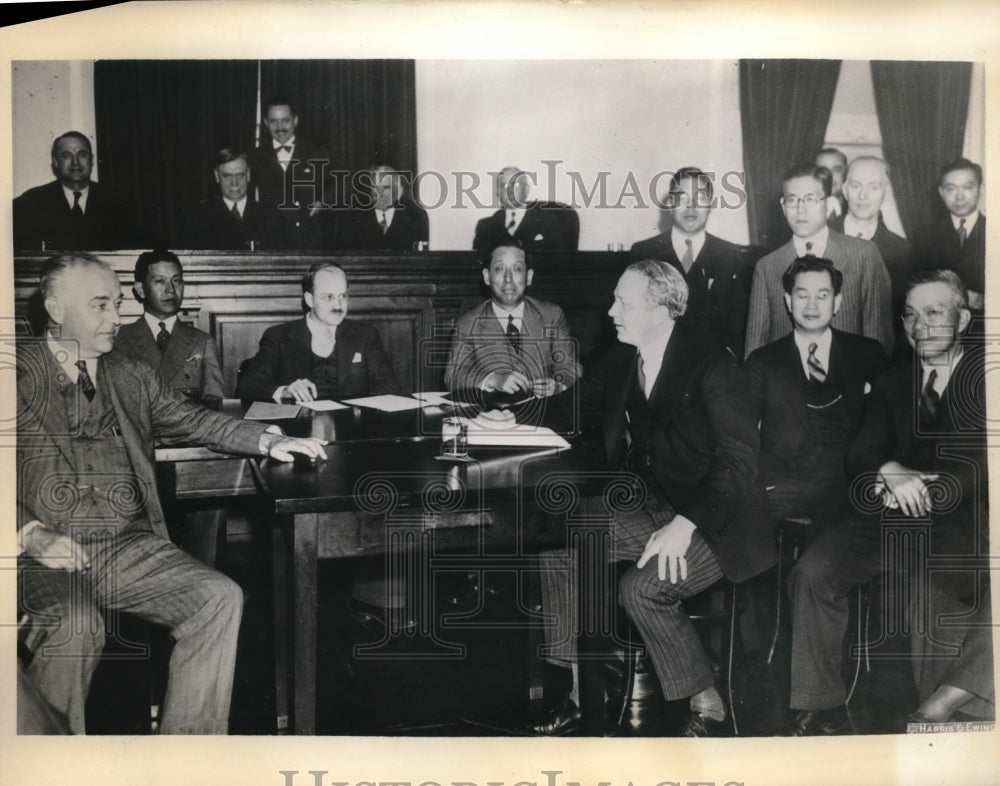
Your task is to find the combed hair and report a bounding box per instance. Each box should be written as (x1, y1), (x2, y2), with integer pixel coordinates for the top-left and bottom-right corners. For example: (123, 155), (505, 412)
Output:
(39, 253), (111, 299)
(482, 238), (532, 270)
(782, 256), (844, 296)
(939, 157), (983, 186)
(782, 163), (832, 197)
(134, 250), (182, 283)
(213, 147), (248, 168)
(264, 95), (298, 116)
(625, 259), (688, 318)
(669, 166), (715, 202)
(906, 269), (969, 311)
(51, 131), (91, 159)
(301, 262), (346, 295)
(816, 147), (847, 168)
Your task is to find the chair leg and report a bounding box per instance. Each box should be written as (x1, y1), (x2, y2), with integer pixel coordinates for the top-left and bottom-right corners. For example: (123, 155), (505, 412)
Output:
(766, 530), (785, 665)
(726, 583), (739, 736)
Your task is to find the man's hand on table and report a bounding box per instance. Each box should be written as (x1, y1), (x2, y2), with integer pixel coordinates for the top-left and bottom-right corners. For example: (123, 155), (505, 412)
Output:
(273, 378), (318, 403)
(260, 432), (329, 462)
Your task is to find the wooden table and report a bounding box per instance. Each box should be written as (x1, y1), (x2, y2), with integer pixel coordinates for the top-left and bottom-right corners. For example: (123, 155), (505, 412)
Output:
(249, 401), (616, 735)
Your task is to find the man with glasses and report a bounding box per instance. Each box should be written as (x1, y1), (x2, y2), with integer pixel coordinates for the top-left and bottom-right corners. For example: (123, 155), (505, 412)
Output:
(630, 167), (752, 358)
(783, 269), (989, 734)
(236, 262), (399, 403)
(184, 147), (287, 250)
(745, 163), (893, 358)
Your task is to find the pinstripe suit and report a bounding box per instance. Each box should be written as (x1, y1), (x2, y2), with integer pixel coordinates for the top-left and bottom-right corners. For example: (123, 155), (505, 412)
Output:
(541, 326), (770, 701)
(17, 341), (267, 733)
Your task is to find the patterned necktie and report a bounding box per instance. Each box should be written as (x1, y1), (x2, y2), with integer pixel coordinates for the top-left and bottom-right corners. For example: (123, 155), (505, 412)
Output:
(231, 201), (242, 223)
(957, 218), (967, 246)
(506, 210), (516, 235)
(378, 211), (389, 235)
(807, 342), (826, 383)
(506, 314), (521, 353)
(681, 238), (694, 270)
(920, 369), (940, 420)
(71, 191), (83, 217)
(156, 321), (170, 353)
(636, 353), (647, 399)
(76, 360), (96, 402)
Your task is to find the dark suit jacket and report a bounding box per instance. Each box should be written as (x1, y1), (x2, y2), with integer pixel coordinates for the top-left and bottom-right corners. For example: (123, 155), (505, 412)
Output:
(335, 199), (429, 251)
(629, 231), (752, 358)
(16, 341), (265, 541)
(829, 213), (911, 315)
(443, 296), (581, 391)
(236, 317), (401, 402)
(13, 180), (129, 250)
(114, 318), (226, 404)
(555, 325), (772, 583)
(848, 347), (988, 569)
(910, 215), (986, 296)
(249, 140), (336, 250)
(744, 329), (889, 486)
(473, 201), (579, 252)
(745, 230), (894, 357)
(183, 198), (287, 250)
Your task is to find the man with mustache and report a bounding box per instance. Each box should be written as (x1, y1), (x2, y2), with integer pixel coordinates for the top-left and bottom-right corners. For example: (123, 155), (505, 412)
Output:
(236, 262), (400, 403)
(630, 167), (752, 358)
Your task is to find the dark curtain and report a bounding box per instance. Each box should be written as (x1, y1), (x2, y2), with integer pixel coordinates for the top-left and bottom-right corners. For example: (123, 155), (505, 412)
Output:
(739, 59), (842, 247)
(871, 61), (971, 237)
(95, 60), (258, 248)
(260, 60), (417, 199)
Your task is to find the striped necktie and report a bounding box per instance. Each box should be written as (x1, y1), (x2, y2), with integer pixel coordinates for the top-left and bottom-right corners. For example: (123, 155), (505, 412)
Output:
(807, 343), (826, 383)
(156, 321), (170, 353)
(506, 314), (521, 353)
(76, 360), (96, 402)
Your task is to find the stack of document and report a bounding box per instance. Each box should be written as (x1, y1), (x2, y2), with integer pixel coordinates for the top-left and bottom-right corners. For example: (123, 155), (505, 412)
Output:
(465, 421), (570, 450)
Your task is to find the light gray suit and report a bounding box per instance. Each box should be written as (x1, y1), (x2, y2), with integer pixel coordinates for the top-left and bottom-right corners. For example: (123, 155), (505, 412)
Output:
(744, 230), (894, 358)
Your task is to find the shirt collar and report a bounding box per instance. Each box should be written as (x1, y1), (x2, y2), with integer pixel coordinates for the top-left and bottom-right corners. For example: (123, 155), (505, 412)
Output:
(843, 213), (879, 241)
(273, 137), (296, 150)
(670, 229), (706, 262)
(224, 196), (248, 212)
(46, 333), (97, 385)
(792, 225), (830, 257)
(491, 300), (526, 323)
(62, 183), (89, 206)
(143, 312), (178, 336)
(921, 347), (964, 393)
(952, 211), (980, 233)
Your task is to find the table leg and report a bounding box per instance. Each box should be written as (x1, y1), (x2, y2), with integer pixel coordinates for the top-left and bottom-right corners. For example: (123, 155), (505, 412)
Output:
(290, 513), (320, 734)
(576, 530), (608, 736)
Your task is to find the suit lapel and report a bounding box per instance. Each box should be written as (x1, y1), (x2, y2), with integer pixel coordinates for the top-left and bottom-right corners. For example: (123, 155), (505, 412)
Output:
(33, 345), (75, 465)
(646, 327), (687, 412)
(829, 332), (862, 422)
(336, 319), (359, 384)
(776, 336), (809, 432)
(161, 324), (197, 382)
(286, 319), (314, 379)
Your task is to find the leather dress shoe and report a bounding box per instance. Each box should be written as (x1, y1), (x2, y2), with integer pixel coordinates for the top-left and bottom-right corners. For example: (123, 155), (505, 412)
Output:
(530, 697), (581, 736)
(786, 705), (851, 736)
(679, 710), (729, 737)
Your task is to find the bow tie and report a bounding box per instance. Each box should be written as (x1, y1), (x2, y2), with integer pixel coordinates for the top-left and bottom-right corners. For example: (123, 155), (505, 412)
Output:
(276, 144), (292, 153)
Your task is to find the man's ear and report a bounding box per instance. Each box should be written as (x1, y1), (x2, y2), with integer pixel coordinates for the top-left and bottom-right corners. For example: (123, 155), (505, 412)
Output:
(44, 294), (64, 326)
(304, 291), (315, 312)
(133, 282), (146, 303)
(833, 293), (843, 316)
(958, 307), (972, 334)
(526, 269), (534, 287)
(481, 268), (491, 288)
(783, 292), (792, 313)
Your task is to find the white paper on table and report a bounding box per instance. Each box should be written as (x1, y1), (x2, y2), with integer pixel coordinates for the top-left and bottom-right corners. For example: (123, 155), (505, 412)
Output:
(340, 394), (426, 412)
(300, 399), (350, 412)
(243, 401), (302, 420)
(466, 422), (571, 449)
(412, 391), (453, 406)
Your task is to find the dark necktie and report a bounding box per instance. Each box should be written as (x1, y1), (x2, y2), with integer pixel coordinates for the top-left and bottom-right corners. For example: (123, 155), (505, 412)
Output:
(636, 353), (647, 399)
(156, 321), (170, 353)
(920, 369), (940, 420)
(506, 314), (521, 353)
(231, 201), (242, 223)
(76, 360), (96, 402)
(277, 145), (292, 153)
(681, 238), (694, 269)
(71, 191), (83, 217)
(378, 211), (389, 235)
(506, 210), (516, 234)
(805, 241), (813, 254)
(807, 342), (826, 383)
(957, 218), (967, 246)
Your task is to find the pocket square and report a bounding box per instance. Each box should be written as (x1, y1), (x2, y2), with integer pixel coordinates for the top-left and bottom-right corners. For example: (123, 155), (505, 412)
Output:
(185, 354), (202, 363)
(864, 382), (872, 394)
(352, 352), (363, 363)
(534, 234), (544, 241)
(707, 278), (715, 290)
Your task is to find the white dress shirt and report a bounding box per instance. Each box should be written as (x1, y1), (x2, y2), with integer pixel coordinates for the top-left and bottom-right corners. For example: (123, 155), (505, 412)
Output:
(376, 207), (396, 230)
(62, 184), (90, 213)
(491, 301), (525, 332)
(224, 196), (248, 218)
(636, 323), (674, 399)
(793, 225), (830, 258)
(274, 137), (295, 171)
(952, 211), (980, 235)
(671, 230), (706, 270)
(144, 312), (178, 338)
(842, 214), (878, 241)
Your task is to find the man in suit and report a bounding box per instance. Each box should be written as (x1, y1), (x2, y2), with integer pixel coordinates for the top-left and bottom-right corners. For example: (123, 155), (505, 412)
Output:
(114, 250), (225, 409)
(16, 254), (327, 734)
(248, 96), (336, 250)
(910, 158), (985, 314)
(473, 166), (579, 253)
(184, 148), (287, 250)
(785, 269), (990, 734)
(630, 166), (752, 358)
(237, 262), (400, 403)
(745, 256), (889, 532)
(816, 148), (848, 221)
(745, 163), (893, 358)
(335, 165), (429, 251)
(444, 240), (580, 397)
(13, 131), (128, 250)
(533, 260), (770, 736)
(830, 156), (911, 319)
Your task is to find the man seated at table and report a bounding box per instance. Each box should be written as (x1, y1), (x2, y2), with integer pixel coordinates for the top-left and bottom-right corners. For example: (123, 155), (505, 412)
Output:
(17, 253), (327, 734)
(534, 259), (772, 736)
(114, 250), (225, 410)
(184, 147), (287, 250)
(784, 270), (990, 735)
(335, 165), (429, 251)
(237, 262), (400, 403)
(444, 239), (580, 400)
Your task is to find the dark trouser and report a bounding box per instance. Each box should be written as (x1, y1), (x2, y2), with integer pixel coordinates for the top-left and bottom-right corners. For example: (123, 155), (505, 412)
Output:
(539, 498), (724, 702)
